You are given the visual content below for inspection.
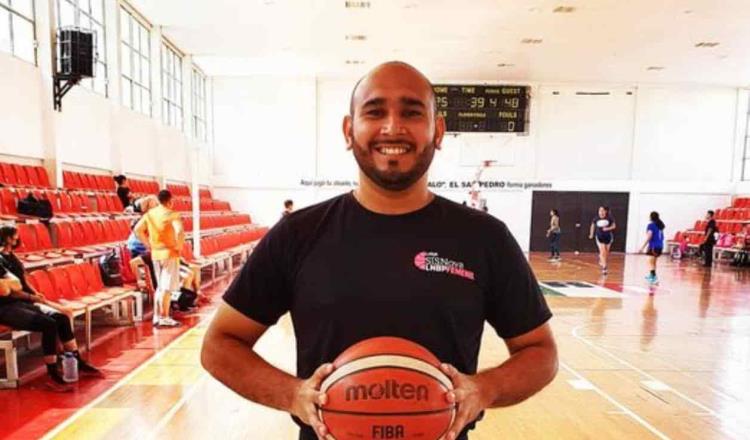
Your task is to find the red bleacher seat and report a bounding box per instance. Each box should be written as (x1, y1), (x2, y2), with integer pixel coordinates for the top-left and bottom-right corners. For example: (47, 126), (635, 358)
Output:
(32, 223), (53, 251)
(16, 224), (38, 254)
(36, 167), (50, 188)
(11, 164), (29, 186)
(22, 165), (39, 186)
(0, 163), (17, 185)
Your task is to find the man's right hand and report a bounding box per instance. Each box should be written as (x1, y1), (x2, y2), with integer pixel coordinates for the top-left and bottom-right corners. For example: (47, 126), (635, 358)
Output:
(290, 363), (333, 439)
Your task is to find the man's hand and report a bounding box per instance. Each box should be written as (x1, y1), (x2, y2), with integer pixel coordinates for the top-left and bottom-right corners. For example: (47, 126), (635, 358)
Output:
(29, 294), (45, 303)
(439, 363), (489, 440)
(290, 363), (333, 440)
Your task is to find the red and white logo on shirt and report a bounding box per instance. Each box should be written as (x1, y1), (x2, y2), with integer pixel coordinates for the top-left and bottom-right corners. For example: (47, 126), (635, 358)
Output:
(414, 252), (475, 281)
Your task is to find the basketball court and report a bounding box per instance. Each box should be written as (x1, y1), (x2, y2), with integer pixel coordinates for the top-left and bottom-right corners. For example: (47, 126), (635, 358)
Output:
(2, 0), (750, 439)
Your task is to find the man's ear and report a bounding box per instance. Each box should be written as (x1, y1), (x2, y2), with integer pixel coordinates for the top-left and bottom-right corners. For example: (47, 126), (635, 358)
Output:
(433, 114), (446, 151)
(343, 115), (353, 150)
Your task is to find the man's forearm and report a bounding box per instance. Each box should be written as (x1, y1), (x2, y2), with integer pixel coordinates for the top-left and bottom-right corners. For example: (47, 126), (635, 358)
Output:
(201, 332), (301, 412)
(475, 343), (557, 408)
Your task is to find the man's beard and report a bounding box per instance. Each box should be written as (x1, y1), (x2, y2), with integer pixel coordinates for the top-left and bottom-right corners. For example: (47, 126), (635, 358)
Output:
(350, 138), (436, 191)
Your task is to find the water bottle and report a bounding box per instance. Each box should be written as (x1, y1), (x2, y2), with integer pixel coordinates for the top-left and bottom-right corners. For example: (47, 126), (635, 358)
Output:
(62, 352), (78, 383)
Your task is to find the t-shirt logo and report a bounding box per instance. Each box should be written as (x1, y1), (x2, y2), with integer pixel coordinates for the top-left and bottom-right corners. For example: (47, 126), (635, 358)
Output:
(414, 251), (475, 281)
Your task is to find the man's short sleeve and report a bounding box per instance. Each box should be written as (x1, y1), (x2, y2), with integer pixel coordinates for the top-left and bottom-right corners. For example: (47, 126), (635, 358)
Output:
(223, 222), (293, 326)
(484, 222), (552, 339)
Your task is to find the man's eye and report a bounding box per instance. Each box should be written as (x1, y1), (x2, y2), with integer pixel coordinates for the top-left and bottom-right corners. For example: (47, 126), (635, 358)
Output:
(404, 110), (422, 117)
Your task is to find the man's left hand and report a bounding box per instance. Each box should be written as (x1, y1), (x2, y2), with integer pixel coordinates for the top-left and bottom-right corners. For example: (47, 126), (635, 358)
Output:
(439, 363), (490, 440)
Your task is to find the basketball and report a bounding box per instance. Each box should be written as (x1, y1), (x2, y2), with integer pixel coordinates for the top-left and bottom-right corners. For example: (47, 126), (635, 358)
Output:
(319, 337), (455, 440)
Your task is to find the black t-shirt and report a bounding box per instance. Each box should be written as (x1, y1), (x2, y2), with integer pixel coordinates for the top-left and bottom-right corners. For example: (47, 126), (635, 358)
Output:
(223, 193), (552, 437)
(592, 215), (615, 240)
(705, 219), (718, 244)
(0, 252), (32, 306)
(117, 186), (131, 209)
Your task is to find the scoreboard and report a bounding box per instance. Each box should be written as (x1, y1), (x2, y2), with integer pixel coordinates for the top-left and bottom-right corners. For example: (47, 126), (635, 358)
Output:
(433, 85), (529, 133)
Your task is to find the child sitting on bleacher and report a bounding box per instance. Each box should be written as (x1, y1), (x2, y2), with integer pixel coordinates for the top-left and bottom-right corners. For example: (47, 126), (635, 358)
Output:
(0, 226), (102, 389)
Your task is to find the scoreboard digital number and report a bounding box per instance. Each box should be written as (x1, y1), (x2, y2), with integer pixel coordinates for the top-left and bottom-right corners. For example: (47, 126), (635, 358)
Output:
(433, 85), (529, 133)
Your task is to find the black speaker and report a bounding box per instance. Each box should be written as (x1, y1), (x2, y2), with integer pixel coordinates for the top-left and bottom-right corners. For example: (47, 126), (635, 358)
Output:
(58, 27), (94, 78)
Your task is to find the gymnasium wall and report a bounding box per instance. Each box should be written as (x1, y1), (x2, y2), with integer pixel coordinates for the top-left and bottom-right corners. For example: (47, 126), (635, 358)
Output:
(212, 76), (748, 252)
(0, 32), (209, 186)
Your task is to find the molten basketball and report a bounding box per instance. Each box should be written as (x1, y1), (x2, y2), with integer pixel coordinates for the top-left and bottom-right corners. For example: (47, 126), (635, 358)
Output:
(319, 337), (455, 440)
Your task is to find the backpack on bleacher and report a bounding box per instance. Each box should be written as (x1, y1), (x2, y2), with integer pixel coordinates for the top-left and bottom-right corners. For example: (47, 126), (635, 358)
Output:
(99, 251), (124, 287)
(17, 194), (53, 218)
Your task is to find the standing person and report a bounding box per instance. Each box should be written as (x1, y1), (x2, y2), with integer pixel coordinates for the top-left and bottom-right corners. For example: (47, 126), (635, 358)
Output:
(0, 226), (101, 389)
(700, 210), (718, 268)
(546, 209), (561, 261)
(134, 190), (184, 328)
(640, 212), (665, 284)
(282, 199), (294, 218)
(201, 61), (557, 440)
(114, 175), (134, 210)
(589, 206), (616, 275)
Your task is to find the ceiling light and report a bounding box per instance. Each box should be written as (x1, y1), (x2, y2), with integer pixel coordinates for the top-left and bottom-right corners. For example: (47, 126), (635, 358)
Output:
(345, 35), (367, 41)
(553, 6), (576, 13)
(345, 1), (371, 8)
(497, 63), (515, 67)
(695, 42), (720, 48)
(646, 66), (664, 71)
(521, 38), (543, 44)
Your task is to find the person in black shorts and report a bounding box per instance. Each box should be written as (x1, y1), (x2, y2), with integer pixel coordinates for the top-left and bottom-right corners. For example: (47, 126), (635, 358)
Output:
(200, 61), (558, 440)
(0, 226), (102, 389)
(640, 212), (665, 284)
(589, 206), (616, 275)
(700, 210), (718, 267)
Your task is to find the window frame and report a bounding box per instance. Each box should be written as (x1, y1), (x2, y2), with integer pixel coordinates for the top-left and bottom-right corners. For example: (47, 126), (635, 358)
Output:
(0, 0), (38, 64)
(119, 3), (152, 116)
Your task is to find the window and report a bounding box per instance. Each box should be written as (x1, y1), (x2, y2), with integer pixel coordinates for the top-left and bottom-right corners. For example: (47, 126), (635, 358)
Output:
(161, 42), (182, 128)
(120, 6), (150, 115)
(56, 0), (107, 95)
(192, 67), (207, 141)
(0, 0), (36, 64)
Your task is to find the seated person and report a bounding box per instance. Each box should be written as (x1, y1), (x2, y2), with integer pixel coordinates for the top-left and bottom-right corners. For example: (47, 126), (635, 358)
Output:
(0, 226), (102, 388)
(114, 175), (134, 210)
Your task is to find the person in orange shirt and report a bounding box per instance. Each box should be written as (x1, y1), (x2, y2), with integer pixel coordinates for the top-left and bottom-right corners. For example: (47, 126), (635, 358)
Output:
(134, 190), (184, 328)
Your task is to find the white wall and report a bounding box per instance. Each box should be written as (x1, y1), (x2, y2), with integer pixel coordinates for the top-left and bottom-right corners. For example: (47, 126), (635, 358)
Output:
(0, 47), (208, 186)
(0, 53), (46, 159)
(212, 76), (317, 188)
(212, 77), (747, 251)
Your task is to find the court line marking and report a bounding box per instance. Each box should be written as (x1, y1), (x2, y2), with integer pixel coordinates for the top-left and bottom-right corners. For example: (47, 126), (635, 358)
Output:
(41, 322), (208, 440)
(571, 324), (719, 417)
(560, 362), (670, 440)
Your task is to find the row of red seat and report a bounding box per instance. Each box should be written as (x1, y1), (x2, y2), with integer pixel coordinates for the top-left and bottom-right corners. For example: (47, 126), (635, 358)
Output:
(181, 214), (252, 232)
(27, 261), (131, 312)
(692, 220), (749, 235)
(130, 178), (160, 195)
(63, 171), (113, 192)
(733, 198), (750, 209)
(167, 183), (190, 197)
(197, 228), (268, 257)
(166, 184), (213, 199)
(0, 162), (50, 188)
(16, 219), (131, 256)
(172, 197), (232, 212)
(713, 208), (750, 221)
(0, 188), (124, 219)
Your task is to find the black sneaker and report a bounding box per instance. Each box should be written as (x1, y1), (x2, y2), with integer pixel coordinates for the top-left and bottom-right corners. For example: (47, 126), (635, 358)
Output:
(77, 359), (105, 377)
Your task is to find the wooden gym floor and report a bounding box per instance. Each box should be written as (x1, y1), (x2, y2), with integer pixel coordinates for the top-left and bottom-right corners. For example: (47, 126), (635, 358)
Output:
(4, 252), (749, 440)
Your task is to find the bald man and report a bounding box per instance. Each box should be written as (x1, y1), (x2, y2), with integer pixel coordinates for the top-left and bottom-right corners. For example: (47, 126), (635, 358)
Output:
(201, 61), (558, 440)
